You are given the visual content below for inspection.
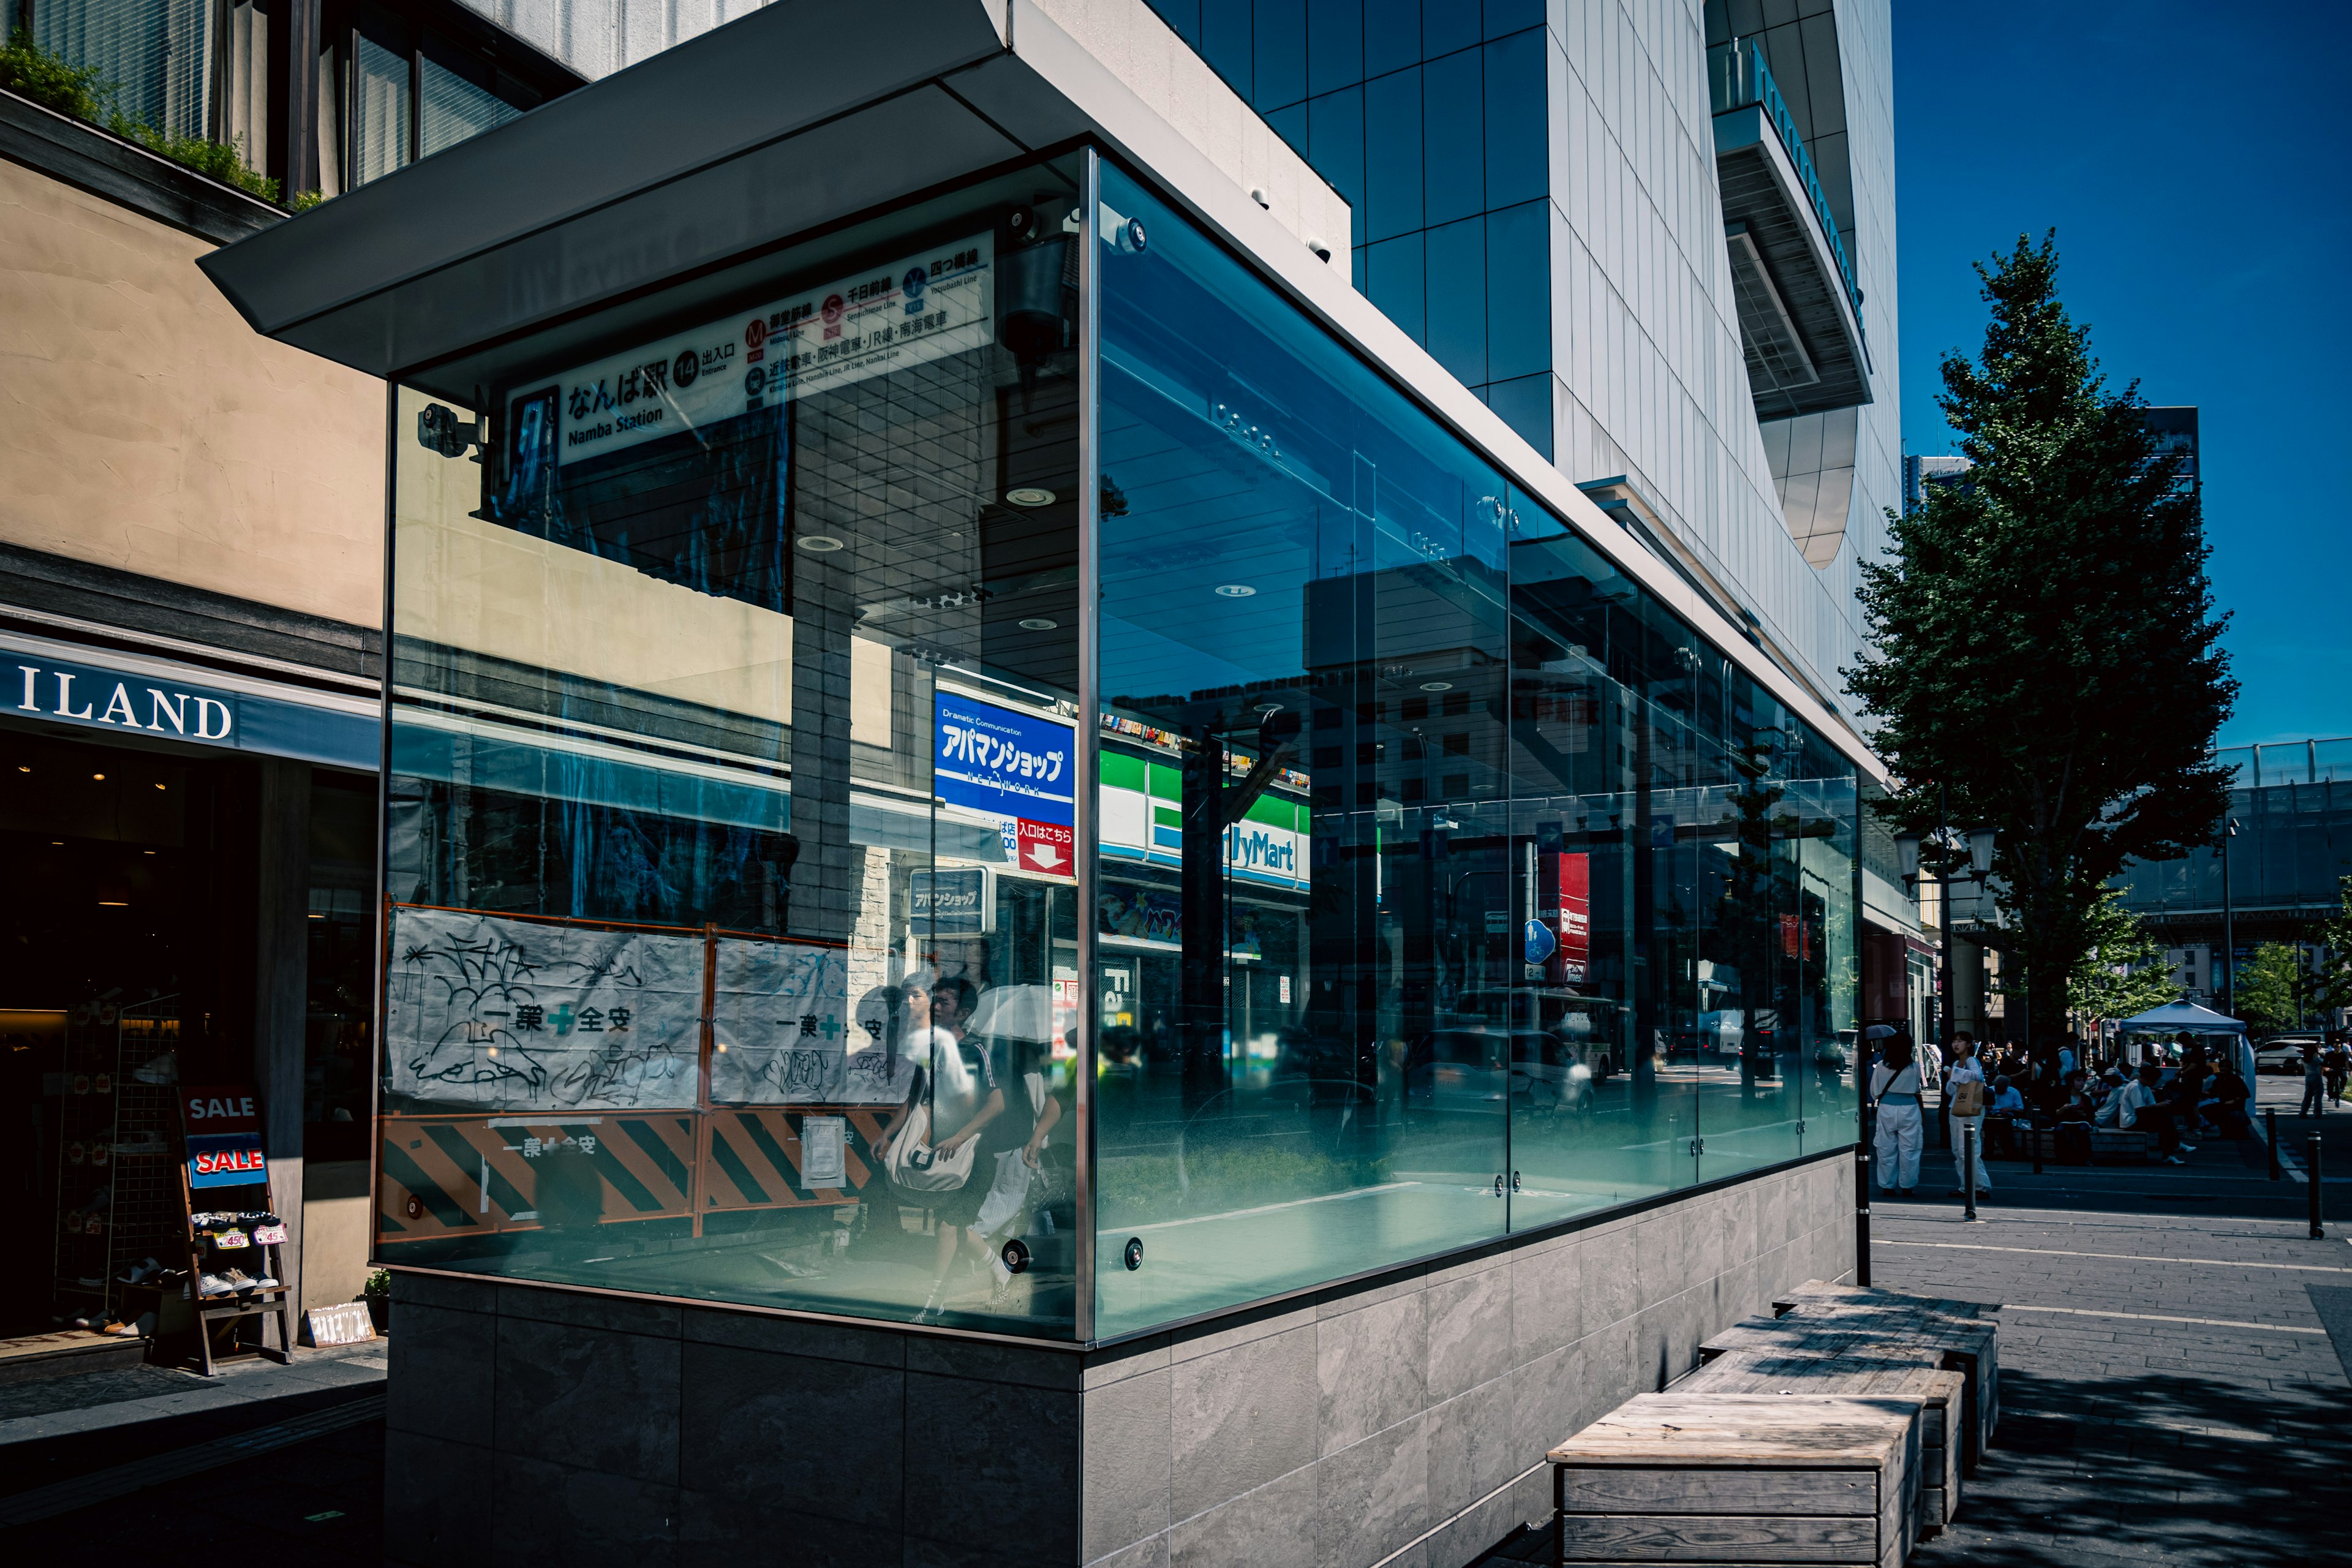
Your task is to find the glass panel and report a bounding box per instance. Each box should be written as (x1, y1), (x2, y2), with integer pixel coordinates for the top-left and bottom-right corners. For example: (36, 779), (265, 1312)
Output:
(380, 159), (1085, 1338)
(1482, 28), (1547, 210)
(1253, 0), (1307, 110)
(350, 31), (411, 187)
(1423, 215), (1485, 386)
(1200, 0), (1253, 94)
(1363, 67), (1422, 243)
(1093, 162), (1510, 1338)
(1364, 0), (1422, 78)
(1420, 48), (1484, 228)
(1365, 232), (1425, 345)
(36, 0), (217, 141)
(1306, 0), (1364, 96)
(420, 42), (523, 160)
(1422, 0), (1480, 59)
(1484, 199), (1548, 384)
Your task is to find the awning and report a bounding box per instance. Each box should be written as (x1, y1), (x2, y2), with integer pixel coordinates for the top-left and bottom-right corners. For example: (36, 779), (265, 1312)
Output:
(2117, 1001), (2247, 1034)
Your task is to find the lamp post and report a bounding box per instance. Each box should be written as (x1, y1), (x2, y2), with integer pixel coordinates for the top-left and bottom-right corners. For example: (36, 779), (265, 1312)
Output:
(1895, 793), (1998, 1054)
(2220, 815), (2241, 1019)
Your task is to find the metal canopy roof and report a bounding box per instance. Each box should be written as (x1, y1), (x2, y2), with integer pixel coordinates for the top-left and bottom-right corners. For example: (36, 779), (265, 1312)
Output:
(197, 0), (1104, 379)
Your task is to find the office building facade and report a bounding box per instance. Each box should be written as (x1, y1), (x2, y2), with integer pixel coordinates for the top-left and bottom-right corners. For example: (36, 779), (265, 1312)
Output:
(200, 1), (1893, 1562)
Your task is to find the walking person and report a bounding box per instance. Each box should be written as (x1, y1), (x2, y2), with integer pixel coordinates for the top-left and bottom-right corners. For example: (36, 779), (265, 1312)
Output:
(2301, 1042), (2328, 1117)
(1945, 1038), (1993, 1199)
(1869, 1033), (1926, 1198)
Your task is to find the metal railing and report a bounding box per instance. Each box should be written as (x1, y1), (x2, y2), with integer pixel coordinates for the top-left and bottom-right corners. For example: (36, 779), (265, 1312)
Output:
(1708, 37), (1866, 336)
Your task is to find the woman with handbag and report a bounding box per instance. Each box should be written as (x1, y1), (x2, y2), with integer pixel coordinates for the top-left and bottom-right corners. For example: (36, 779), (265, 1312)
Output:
(872, 978), (1004, 1322)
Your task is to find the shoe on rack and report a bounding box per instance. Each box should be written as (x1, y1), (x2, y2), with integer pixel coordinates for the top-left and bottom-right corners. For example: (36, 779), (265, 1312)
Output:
(251, 1274), (280, 1289)
(131, 1051), (178, 1085)
(198, 1273), (235, 1297)
(219, 1268), (260, 1292)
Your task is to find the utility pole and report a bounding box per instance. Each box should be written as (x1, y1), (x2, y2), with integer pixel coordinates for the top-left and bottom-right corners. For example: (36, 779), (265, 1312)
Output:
(2220, 815), (2241, 1018)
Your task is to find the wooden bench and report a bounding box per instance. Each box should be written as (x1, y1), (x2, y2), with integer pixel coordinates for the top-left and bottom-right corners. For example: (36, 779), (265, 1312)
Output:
(1678, 1354), (1965, 1533)
(1548, 1392), (1919, 1568)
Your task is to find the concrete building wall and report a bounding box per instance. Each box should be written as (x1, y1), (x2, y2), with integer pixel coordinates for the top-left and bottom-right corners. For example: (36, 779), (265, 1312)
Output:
(0, 157), (385, 631)
(382, 1152), (1855, 1568)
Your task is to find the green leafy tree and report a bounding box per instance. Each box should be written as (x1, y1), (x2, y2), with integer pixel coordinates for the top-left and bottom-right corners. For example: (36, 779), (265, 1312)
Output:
(2236, 942), (2313, 1036)
(2312, 875), (2352, 1020)
(1846, 234), (2235, 1039)
(2068, 886), (2175, 1028)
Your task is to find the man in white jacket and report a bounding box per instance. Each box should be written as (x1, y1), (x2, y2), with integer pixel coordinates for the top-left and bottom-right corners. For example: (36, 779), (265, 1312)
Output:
(1945, 1039), (1993, 1197)
(1869, 1033), (1926, 1197)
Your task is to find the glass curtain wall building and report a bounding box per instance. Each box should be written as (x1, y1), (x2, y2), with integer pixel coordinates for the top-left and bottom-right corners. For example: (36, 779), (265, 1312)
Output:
(381, 149), (1861, 1344)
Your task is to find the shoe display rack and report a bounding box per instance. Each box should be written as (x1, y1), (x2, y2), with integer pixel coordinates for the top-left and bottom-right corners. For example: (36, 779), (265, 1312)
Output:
(174, 1158), (298, 1376)
(50, 1000), (184, 1333)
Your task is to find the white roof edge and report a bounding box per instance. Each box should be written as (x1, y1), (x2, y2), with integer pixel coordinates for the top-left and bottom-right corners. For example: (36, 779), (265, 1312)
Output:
(1009, 2), (1887, 786)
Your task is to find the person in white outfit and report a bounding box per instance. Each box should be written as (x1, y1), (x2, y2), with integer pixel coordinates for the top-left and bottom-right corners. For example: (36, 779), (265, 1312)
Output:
(1869, 1033), (1925, 1197)
(1945, 1039), (1993, 1196)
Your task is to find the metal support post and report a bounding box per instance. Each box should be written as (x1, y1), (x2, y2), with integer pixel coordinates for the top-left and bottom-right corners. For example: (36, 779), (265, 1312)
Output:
(1963, 1125), (1978, 1223)
(2312, 1136), (2326, 1240)
(2267, 1108), (2282, 1180)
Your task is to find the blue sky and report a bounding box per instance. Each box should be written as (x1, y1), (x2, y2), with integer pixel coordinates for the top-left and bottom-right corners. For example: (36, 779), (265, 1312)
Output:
(1893, 2), (2351, 747)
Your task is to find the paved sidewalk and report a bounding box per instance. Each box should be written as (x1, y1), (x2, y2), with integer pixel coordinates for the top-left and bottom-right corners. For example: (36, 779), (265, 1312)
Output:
(1877, 1204), (2350, 1567)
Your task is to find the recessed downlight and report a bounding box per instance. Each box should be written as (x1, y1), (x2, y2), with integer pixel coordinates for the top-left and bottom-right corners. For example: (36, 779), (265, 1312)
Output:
(1005, 487), (1057, 507)
(1214, 584), (1256, 598)
(796, 535), (845, 552)
(92, 772), (106, 780)
(1018, 617), (1059, 631)
(1420, 682), (1453, 692)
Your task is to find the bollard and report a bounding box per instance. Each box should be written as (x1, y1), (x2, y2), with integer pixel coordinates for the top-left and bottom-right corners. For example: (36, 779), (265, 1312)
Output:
(1855, 1142), (1873, 1287)
(2312, 1136), (2326, 1240)
(2267, 1108), (2282, 1180)
(1964, 1125), (1979, 1222)
(2032, 1120), (2045, 1175)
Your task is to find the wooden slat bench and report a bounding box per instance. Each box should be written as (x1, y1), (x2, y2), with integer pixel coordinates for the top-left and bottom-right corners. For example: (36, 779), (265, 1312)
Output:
(1548, 1392), (1919, 1568)
(1676, 1355), (1965, 1533)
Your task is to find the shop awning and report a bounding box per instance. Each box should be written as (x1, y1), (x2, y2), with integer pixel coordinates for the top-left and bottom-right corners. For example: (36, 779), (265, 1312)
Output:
(2117, 1001), (2247, 1034)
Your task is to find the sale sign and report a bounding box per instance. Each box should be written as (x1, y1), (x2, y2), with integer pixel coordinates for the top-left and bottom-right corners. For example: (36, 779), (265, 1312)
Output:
(183, 1085), (266, 1189)
(1017, 818), (1074, 876)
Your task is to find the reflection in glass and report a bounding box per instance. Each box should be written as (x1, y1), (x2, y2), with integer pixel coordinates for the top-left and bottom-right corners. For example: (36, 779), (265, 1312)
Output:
(379, 160), (1086, 1337)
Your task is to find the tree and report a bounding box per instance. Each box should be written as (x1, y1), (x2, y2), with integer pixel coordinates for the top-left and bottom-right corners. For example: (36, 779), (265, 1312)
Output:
(2067, 886), (2176, 1030)
(2236, 943), (2314, 1036)
(2307, 875), (2352, 1022)
(1846, 234), (2236, 1039)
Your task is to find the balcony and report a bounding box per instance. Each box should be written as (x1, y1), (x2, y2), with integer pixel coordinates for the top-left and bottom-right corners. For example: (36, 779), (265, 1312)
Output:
(1709, 39), (1871, 419)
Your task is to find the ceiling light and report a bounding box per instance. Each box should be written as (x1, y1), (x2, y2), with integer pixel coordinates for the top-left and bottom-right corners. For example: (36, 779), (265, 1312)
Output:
(1420, 682), (1453, 693)
(98, 900), (127, 907)
(1215, 584), (1256, 598)
(144, 850), (156, 856)
(155, 783), (166, 791)
(92, 772), (105, 780)
(1018, 618), (1058, 631)
(1005, 488), (1057, 507)
(796, 535), (845, 552)
(15, 766), (26, 772)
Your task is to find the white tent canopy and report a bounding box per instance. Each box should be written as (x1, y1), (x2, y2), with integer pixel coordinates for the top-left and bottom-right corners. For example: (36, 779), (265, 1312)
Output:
(2117, 1001), (2247, 1035)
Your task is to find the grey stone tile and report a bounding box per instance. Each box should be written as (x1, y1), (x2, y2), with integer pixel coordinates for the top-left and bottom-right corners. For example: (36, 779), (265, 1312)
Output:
(1510, 1236), (1581, 1366)
(1510, 1340), (1591, 1462)
(1317, 1291), (1426, 1456)
(1425, 1240), (1510, 1289)
(1169, 1301), (1315, 1365)
(496, 1281), (682, 1338)
(1317, 1414), (1429, 1568)
(494, 1314), (680, 1483)
(1169, 1323), (1317, 1520)
(1083, 1363), (1172, 1562)
(680, 1303), (907, 1368)
(678, 1341), (902, 1525)
(387, 1300), (496, 1447)
(1422, 1482), (1526, 1568)
(1427, 1259), (1513, 1404)
(903, 1370), (1080, 1558)
(1084, 1335), (1170, 1390)
(1315, 1266), (1427, 1321)
(383, 1430), (493, 1568)
(490, 1450), (678, 1568)
(905, 1333), (1085, 1390)
(1632, 1207), (1689, 1311)
(1579, 1223), (1637, 1330)
(1426, 1372), (1515, 1521)
(392, 1270), (498, 1313)
(1724, 1182), (1763, 1264)
(1687, 1191), (1734, 1282)
(1169, 1464), (1317, 1568)
(1088, 1532), (1172, 1568)
(677, 1493), (898, 1565)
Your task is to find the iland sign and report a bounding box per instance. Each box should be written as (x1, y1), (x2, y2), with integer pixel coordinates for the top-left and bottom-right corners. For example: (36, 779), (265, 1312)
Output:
(4, 634), (377, 769)
(935, 689), (1076, 880)
(552, 234), (995, 468)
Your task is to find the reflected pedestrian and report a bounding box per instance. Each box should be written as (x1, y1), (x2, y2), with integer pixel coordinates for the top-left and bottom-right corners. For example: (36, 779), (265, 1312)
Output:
(2302, 1042), (2327, 1117)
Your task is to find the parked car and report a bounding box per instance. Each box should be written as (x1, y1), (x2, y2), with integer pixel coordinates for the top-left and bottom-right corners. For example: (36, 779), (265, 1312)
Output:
(2255, 1035), (2323, 1073)
(1405, 1028), (1596, 1115)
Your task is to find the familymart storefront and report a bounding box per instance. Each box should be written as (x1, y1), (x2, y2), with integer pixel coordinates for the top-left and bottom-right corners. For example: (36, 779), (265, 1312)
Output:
(0, 627), (378, 1351)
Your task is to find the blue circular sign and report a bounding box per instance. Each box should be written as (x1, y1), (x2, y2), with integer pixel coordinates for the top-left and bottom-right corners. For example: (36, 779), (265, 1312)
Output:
(903, 266), (928, 299)
(1523, 919), (1557, 965)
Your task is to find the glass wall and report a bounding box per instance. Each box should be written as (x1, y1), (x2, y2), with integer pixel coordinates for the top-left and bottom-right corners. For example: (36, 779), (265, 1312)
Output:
(1088, 162), (1856, 1338)
(382, 155), (1087, 1337)
(380, 149), (1859, 1346)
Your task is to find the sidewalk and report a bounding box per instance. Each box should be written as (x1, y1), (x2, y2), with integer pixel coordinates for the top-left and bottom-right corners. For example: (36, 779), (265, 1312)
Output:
(1878, 1202), (2350, 1567)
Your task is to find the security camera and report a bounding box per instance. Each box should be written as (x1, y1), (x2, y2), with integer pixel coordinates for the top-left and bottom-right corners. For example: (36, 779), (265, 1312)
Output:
(416, 404), (480, 458)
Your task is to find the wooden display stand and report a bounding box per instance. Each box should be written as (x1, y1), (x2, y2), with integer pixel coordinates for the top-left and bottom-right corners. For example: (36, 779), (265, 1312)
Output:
(176, 1163), (296, 1375)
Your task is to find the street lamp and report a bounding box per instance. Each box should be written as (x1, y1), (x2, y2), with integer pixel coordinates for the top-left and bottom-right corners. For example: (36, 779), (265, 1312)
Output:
(2220, 815), (2241, 1019)
(1894, 794), (1997, 1058)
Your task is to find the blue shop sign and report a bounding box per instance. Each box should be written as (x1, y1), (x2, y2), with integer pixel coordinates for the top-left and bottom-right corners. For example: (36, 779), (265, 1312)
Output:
(933, 691), (1074, 826)
(909, 866), (993, 934)
(6, 639), (378, 770)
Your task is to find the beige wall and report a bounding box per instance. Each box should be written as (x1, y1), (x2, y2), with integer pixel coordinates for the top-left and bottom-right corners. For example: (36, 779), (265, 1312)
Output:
(301, 1158), (375, 1312)
(0, 157), (384, 630)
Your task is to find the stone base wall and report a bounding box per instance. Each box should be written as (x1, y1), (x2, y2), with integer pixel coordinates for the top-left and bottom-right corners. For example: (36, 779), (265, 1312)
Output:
(382, 1151), (1854, 1568)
